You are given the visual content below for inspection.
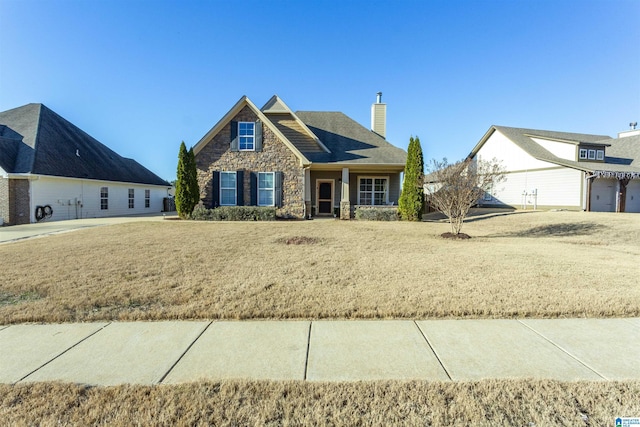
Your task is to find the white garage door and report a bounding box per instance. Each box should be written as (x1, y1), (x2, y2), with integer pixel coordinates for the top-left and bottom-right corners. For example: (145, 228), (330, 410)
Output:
(591, 179), (616, 212)
(626, 179), (640, 213)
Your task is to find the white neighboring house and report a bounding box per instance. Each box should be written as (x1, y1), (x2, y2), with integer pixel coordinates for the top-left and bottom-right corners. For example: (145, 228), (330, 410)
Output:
(0, 103), (171, 225)
(467, 125), (640, 212)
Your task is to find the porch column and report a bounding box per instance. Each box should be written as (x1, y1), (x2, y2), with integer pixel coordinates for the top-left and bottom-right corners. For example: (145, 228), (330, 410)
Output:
(585, 176), (593, 212)
(340, 167), (350, 220)
(304, 168), (311, 218)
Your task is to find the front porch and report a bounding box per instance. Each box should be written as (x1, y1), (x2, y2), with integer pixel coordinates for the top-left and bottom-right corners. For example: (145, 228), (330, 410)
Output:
(305, 167), (402, 219)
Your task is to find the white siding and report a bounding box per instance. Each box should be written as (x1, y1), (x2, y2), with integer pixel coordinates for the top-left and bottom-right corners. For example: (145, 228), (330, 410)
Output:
(476, 130), (585, 209)
(29, 176), (169, 222)
(487, 167), (583, 208)
(477, 130), (559, 171)
(590, 178), (616, 212)
(530, 137), (576, 161)
(625, 179), (640, 213)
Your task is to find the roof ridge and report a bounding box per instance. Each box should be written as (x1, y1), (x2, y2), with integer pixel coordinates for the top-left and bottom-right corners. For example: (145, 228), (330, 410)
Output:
(28, 103), (45, 174)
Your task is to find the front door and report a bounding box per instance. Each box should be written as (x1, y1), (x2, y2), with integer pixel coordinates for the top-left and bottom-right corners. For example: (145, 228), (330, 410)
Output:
(317, 180), (334, 215)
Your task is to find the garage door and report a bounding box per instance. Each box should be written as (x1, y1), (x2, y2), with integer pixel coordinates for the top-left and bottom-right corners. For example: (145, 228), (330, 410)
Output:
(625, 180), (640, 213)
(590, 178), (616, 212)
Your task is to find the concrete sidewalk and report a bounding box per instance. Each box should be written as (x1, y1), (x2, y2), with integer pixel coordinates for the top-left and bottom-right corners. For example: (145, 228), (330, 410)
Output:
(1, 319), (638, 386)
(0, 213), (177, 244)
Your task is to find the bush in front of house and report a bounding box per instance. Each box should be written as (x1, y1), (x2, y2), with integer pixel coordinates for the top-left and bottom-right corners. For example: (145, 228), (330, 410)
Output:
(190, 205), (276, 221)
(355, 206), (400, 221)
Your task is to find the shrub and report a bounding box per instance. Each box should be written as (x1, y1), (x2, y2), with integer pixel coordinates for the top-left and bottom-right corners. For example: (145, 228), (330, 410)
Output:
(398, 136), (424, 221)
(190, 206), (276, 221)
(354, 206), (399, 221)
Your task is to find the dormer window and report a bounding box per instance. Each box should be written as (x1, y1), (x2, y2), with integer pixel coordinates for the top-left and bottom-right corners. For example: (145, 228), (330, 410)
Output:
(579, 149), (587, 160)
(578, 145), (606, 162)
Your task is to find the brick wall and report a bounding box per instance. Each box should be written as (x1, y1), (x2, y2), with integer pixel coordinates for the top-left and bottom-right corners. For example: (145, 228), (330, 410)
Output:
(0, 178), (31, 225)
(195, 106), (304, 218)
(0, 177), (8, 225)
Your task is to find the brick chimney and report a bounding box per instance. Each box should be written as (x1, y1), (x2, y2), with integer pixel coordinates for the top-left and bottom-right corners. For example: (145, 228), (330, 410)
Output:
(371, 92), (386, 138)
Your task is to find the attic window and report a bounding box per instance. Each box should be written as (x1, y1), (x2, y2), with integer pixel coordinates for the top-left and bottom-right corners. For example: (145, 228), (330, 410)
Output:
(238, 122), (255, 151)
(596, 150), (604, 161)
(588, 149), (596, 160)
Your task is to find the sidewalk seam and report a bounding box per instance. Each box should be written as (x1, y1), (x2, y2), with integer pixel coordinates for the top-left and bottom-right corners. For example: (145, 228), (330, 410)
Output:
(414, 321), (452, 381)
(17, 322), (112, 384)
(517, 320), (608, 381)
(303, 321), (312, 381)
(157, 321), (213, 384)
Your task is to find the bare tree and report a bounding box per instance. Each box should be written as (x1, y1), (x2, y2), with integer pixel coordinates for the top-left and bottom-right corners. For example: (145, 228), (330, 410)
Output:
(425, 157), (505, 235)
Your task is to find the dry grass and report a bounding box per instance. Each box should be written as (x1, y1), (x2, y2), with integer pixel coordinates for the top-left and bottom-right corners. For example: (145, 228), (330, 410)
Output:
(1, 380), (638, 426)
(1, 210), (639, 323)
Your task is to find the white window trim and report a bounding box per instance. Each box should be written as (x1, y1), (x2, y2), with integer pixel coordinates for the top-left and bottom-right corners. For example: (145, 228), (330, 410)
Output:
(258, 172), (275, 206)
(238, 122), (255, 151)
(144, 189), (150, 208)
(357, 176), (390, 206)
(588, 149), (596, 160)
(220, 171), (237, 206)
(596, 150), (604, 161)
(100, 187), (109, 210)
(579, 148), (588, 160)
(128, 188), (135, 209)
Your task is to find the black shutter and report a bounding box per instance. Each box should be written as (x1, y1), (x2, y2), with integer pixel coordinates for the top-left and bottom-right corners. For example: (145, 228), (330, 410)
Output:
(212, 171), (220, 208)
(275, 171), (283, 207)
(255, 121), (263, 152)
(236, 170), (244, 206)
(250, 172), (257, 206)
(230, 121), (238, 152)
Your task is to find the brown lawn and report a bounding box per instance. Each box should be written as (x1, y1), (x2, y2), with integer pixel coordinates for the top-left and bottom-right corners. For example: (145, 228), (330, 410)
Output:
(1, 210), (639, 324)
(1, 380), (638, 426)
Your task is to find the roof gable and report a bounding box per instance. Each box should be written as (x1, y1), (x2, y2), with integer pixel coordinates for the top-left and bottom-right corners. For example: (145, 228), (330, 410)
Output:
(0, 103), (169, 186)
(470, 125), (639, 174)
(261, 95), (330, 154)
(193, 95), (310, 164)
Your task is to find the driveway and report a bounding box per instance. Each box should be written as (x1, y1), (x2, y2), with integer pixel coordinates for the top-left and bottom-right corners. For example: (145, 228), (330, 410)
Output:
(0, 212), (177, 244)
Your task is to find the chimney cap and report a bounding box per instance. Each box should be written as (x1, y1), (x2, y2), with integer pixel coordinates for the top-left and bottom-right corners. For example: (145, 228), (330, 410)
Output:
(376, 92), (382, 103)
(630, 122), (638, 130)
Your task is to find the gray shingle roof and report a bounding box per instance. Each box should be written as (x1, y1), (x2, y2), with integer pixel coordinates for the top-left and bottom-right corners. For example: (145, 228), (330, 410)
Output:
(474, 125), (640, 174)
(0, 103), (169, 186)
(294, 111), (407, 165)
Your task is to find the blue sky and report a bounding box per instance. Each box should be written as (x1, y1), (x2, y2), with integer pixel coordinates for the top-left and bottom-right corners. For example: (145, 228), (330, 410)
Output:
(1, 0), (639, 181)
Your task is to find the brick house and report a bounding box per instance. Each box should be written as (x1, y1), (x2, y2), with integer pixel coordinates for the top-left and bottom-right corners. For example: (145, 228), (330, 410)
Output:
(193, 94), (407, 219)
(0, 104), (170, 225)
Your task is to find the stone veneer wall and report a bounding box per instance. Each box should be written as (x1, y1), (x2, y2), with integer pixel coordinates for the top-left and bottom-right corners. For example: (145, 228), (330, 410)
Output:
(195, 106), (304, 218)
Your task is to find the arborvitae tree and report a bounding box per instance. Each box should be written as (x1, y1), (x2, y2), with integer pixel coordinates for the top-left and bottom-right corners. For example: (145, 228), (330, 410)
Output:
(187, 146), (200, 211)
(175, 141), (199, 218)
(398, 136), (425, 221)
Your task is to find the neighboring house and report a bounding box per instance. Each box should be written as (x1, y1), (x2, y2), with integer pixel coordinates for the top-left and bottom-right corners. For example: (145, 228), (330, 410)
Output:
(0, 103), (171, 225)
(467, 125), (640, 212)
(193, 94), (407, 219)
